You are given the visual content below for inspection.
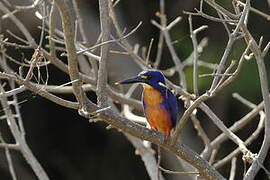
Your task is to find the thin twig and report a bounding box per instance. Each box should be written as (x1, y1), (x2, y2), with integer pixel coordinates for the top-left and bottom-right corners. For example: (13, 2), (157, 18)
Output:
(151, 19), (186, 89)
(0, 72), (79, 109)
(200, 103), (251, 155)
(127, 134), (164, 180)
(0, 143), (20, 150)
(158, 166), (199, 175)
(172, 93), (210, 145)
(145, 38), (154, 65)
(109, 5), (150, 69)
(262, 41), (270, 57)
(0, 133), (18, 180)
(184, 10), (237, 23)
(204, 0), (240, 19)
(49, 1), (57, 59)
(201, 99), (264, 158)
(0, 2), (36, 46)
(77, 22), (142, 55)
(188, 15), (207, 96)
(214, 111), (264, 169)
(0, 85), (49, 180)
(229, 157), (237, 180)
(232, 93), (256, 109)
(15, 0), (43, 10)
(215, 42), (251, 93)
(191, 114), (211, 147)
(153, 0), (166, 68)
(237, 1), (270, 21)
(208, 0), (250, 93)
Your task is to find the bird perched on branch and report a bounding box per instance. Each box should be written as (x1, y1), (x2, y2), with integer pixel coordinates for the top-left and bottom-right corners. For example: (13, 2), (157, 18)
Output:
(115, 70), (180, 140)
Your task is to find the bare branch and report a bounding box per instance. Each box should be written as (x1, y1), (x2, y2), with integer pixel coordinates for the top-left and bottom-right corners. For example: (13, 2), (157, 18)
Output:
(158, 165), (199, 175)
(0, 2), (36, 46)
(229, 157), (237, 180)
(2, 0), (270, 179)
(241, 3), (270, 178)
(184, 10), (237, 23)
(200, 103), (250, 155)
(49, 1), (57, 59)
(0, 72), (79, 109)
(153, 0), (166, 68)
(109, 5), (150, 69)
(214, 111), (264, 169)
(0, 143), (20, 150)
(172, 94), (210, 145)
(96, 0), (111, 108)
(0, 133), (18, 180)
(237, 1), (270, 21)
(126, 135), (164, 180)
(201, 99), (264, 158)
(188, 15), (208, 96)
(145, 38), (154, 65)
(151, 19), (186, 88)
(191, 114), (211, 147)
(54, 0), (89, 107)
(204, 0), (240, 19)
(262, 41), (270, 57)
(0, 85), (49, 180)
(15, 0), (43, 10)
(79, 103), (225, 180)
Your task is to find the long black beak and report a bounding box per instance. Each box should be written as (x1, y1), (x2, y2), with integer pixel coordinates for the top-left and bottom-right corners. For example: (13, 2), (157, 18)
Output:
(115, 76), (143, 85)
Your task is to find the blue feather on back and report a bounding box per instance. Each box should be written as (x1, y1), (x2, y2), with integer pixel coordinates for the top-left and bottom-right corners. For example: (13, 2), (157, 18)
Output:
(165, 90), (179, 127)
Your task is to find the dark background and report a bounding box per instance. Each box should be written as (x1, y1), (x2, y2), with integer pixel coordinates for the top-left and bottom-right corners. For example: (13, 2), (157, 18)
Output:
(0, 0), (270, 179)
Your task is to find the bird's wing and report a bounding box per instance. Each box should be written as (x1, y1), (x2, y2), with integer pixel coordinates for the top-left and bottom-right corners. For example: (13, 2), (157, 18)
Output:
(166, 89), (179, 127)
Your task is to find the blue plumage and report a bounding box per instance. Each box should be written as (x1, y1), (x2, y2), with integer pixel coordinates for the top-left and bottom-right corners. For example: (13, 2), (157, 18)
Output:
(116, 70), (180, 139)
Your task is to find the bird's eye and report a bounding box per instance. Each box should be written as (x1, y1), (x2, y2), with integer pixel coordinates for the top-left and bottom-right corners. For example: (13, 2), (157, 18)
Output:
(147, 75), (152, 79)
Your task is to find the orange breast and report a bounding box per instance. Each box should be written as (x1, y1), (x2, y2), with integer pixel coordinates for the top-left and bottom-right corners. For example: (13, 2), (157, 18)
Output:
(143, 85), (172, 137)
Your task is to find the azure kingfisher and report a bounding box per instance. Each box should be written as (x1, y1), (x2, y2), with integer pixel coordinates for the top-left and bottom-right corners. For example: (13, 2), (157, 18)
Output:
(115, 70), (179, 139)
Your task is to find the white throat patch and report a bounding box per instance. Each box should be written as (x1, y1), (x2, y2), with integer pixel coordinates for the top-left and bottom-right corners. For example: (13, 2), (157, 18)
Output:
(141, 83), (153, 89)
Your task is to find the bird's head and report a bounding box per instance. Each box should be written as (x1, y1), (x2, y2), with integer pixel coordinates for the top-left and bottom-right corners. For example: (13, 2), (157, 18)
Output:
(115, 70), (167, 91)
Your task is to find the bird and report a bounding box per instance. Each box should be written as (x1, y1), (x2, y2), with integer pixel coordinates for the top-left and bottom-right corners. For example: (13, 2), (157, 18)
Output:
(115, 70), (180, 140)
